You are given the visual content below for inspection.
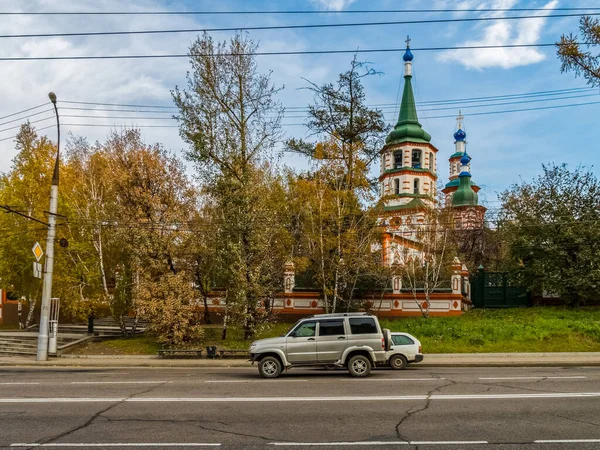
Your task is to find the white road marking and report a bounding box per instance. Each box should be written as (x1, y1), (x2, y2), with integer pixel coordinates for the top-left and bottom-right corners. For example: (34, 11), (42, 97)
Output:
(11, 444), (221, 447)
(270, 441), (487, 446)
(342, 378), (445, 382)
(3, 392), (600, 403)
(69, 381), (167, 385)
(270, 442), (408, 447)
(204, 380), (309, 383)
(0, 381), (167, 386)
(534, 439), (600, 444)
(410, 442), (488, 446)
(479, 376), (587, 380)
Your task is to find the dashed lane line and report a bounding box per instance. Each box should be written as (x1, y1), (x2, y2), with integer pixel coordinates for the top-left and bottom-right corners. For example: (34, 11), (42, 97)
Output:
(342, 378), (446, 382)
(270, 441), (487, 446)
(10, 444), (221, 447)
(479, 376), (587, 380)
(204, 380), (309, 383)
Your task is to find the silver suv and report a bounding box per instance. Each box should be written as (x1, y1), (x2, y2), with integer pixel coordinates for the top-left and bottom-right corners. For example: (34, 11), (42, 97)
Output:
(249, 313), (392, 378)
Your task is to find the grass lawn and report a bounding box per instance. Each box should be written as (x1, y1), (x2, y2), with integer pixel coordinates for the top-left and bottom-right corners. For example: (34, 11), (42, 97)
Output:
(66, 307), (600, 355)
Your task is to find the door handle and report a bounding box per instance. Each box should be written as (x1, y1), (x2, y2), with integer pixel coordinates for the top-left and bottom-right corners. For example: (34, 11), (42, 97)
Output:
(337, 336), (346, 340)
(308, 338), (315, 341)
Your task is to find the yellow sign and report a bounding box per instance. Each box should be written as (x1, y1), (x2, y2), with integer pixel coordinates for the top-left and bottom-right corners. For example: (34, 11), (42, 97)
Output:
(32, 242), (44, 261)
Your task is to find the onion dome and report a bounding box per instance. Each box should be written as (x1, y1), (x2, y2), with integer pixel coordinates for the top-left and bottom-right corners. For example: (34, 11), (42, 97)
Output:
(460, 152), (471, 166)
(452, 150), (478, 207)
(403, 47), (414, 62)
(454, 128), (466, 142)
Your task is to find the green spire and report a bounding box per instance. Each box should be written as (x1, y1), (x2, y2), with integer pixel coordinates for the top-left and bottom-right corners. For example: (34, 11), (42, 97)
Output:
(385, 58), (431, 145)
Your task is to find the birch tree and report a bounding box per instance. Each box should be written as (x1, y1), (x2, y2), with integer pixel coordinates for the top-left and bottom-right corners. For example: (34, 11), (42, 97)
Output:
(173, 33), (289, 339)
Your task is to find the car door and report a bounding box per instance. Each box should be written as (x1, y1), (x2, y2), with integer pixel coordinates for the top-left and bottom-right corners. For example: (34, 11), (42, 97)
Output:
(316, 319), (347, 363)
(392, 334), (416, 359)
(286, 321), (317, 363)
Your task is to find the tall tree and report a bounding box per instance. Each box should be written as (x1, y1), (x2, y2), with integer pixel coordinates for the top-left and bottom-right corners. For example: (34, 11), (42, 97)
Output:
(500, 164), (600, 306)
(0, 124), (57, 324)
(557, 16), (600, 85)
(285, 58), (388, 313)
(173, 33), (289, 339)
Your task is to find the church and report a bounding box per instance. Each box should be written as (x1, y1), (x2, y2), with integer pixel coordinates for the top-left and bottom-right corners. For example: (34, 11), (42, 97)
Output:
(197, 39), (482, 319)
(379, 38), (486, 266)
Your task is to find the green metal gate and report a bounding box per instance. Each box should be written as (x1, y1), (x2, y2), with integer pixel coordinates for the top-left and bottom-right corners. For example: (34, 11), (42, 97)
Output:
(471, 270), (530, 308)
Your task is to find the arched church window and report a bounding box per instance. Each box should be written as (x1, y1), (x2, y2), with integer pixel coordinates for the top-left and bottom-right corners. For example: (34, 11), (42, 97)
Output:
(394, 151), (402, 169)
(412, 149), (422, 168)
(413, 178), (420, 194)
(429, 152), (434, 170)
(394, 178), (400, 195)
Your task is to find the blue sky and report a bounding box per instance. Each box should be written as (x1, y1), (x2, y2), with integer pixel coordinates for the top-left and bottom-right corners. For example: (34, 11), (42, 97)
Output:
(0, 0), (597, 210)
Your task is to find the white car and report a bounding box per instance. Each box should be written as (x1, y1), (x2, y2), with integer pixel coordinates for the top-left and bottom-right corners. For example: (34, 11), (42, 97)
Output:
(385, 332), (423, 370)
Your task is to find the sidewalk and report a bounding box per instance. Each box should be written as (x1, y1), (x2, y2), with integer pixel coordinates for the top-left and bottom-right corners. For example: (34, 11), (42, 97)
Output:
(1, 352), (600, 368)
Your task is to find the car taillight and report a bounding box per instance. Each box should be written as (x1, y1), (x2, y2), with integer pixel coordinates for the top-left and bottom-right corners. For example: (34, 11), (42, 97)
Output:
(382, 338), (385, 349)
(418, 345), (422, 353)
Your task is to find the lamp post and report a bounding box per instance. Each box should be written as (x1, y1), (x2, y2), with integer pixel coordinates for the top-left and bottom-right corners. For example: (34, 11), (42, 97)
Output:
(36, 92), (60, 361)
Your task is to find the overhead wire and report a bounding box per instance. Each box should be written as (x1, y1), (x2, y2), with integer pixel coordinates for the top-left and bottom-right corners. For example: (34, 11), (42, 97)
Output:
(0, 43), (591, 60)
(0, 13), (596, 39)
(2, 7), (600, 15)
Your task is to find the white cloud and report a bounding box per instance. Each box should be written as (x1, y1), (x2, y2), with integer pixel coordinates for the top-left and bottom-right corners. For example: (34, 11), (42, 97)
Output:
(438, 0), (559, 69)
(310, 0), (357, 11)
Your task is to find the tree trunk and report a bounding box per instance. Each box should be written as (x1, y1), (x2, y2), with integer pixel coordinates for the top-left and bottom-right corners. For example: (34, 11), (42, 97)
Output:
(25, 296), (36, 328)
(202, 294), (211, 324)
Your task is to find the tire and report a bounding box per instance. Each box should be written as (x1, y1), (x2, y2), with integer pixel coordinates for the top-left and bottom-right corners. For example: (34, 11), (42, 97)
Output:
(389, 354), (408, 370)
(347, 354), (372, 377)
(382, 328), (393, 351)
(258, 356), (282, 379)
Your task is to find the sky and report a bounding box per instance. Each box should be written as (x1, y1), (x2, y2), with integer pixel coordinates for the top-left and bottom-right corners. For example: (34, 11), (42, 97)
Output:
(0, 0), (598, 211)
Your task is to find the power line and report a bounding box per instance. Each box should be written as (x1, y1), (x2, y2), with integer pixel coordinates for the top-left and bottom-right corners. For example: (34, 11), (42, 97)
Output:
(421, 99), (600, 119)
(0, 13), (596, 39)
(59, 87), (592, 114)
(2, 7), (600, 15)
(61, 100), (176, 109)
(0, 125), (53, 142)
(0, 103), (47, 120)
(0, 42), (589, 61)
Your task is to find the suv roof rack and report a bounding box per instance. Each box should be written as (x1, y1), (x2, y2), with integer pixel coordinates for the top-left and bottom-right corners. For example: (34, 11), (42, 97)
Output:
(307, 312), (370, 318)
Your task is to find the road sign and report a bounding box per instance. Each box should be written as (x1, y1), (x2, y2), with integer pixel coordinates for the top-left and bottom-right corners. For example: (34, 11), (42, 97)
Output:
(32, 242), (44, 261)
(33, 262), (42, 279)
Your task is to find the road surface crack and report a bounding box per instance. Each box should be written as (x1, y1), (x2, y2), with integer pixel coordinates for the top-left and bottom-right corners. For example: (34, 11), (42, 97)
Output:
(26, 381), (171, 449)
(395, 379), (457, 442)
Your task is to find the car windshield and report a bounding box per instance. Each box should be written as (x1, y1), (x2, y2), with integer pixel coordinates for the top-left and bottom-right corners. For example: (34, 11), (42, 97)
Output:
(285, 320), (302, 336)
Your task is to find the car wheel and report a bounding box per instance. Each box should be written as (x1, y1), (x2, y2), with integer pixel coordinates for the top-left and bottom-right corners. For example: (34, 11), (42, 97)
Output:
(347, 355), (371, 377)
(258, 356), (282, 378)
(389, 354), (408, 370)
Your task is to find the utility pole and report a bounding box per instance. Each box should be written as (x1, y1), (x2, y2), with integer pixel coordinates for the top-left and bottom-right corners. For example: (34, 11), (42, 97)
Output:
(37, 92), (60, 361)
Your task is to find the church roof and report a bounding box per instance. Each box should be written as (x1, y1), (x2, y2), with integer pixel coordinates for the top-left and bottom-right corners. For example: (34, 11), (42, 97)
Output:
(385, 47), (431, 146)
(444, 178), (478, 189)
(383, 197), (427, 212)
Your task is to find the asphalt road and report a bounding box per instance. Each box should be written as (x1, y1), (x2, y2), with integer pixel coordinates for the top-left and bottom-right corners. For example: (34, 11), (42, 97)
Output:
(0, 364), (599, 449)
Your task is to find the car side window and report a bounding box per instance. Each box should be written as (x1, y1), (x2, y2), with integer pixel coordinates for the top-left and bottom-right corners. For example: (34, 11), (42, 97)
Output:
(392, 335), (414, 346)
(292, 321), (316, 337)
(349, 318), (377, 334)
(318, 319), (345, 336)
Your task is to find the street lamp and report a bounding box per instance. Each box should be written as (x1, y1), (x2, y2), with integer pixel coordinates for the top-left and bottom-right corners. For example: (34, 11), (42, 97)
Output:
(36, 92), (60, 361)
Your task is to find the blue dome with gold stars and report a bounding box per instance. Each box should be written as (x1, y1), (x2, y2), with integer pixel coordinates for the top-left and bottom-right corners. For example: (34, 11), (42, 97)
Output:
(454, 128), (466, 142)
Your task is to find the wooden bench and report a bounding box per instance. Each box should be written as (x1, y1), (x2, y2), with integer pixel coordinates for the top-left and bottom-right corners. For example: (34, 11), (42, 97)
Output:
(218, 349), (248, 359)
(158, 349), (203, 358)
